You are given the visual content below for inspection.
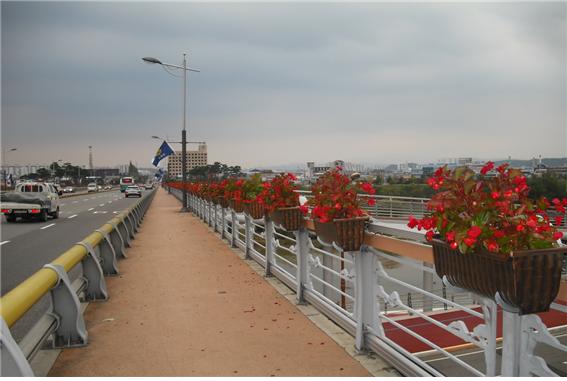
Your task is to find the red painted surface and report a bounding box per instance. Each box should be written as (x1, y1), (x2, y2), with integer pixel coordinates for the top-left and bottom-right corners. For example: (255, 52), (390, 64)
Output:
(383, 304), (567, 353)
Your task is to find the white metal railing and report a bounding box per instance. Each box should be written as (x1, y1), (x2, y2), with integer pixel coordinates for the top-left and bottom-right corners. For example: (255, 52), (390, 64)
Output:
(179, 190), (567, 377)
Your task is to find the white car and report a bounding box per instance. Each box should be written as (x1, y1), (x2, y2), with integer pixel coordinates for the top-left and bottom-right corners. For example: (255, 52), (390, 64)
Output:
(125, 185), (142, 198)
(63, 186), (75, 193)
(87, 183), (98, 193)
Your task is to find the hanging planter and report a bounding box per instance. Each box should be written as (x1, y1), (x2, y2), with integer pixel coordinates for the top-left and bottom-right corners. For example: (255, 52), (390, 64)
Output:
(229, 199), (244, 213)
(243, 202), (265, 220)
(314, 216), (369, 252)
(408, 162), (567, 315)
(271, 206), (305, 231)
(432, 239), (567, 315)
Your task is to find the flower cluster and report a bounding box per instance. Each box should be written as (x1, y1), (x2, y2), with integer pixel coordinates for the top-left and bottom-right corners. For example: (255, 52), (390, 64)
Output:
(308, 167), (376, 223)
(256, 173), (301, 213)
(408, 162), (565, 254)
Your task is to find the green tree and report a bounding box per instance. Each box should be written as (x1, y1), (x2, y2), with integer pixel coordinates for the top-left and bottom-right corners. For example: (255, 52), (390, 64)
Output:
(128, 162), (139, 178)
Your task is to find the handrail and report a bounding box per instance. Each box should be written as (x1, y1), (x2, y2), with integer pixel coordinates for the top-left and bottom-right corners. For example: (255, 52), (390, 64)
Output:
(0, 192), (153, 328)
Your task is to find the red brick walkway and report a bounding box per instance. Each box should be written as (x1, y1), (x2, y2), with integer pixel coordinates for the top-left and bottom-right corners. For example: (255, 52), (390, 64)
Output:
(49, 189), (370, 376)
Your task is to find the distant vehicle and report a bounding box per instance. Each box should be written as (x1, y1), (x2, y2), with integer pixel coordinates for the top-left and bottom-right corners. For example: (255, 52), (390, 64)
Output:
(120, 177), (134, 192)
(63, 186), (75, 193)
(1, 182), (61, 222)
(87, 183), (98, 193)
(144, 183), (154, 190)
(104, 185), (112, 190)
(124, 185), (142, 198)
(97, 185), (102, 191)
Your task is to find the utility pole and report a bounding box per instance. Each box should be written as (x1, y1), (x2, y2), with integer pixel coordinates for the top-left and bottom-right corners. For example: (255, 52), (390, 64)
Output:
(89, 146), (93, 178)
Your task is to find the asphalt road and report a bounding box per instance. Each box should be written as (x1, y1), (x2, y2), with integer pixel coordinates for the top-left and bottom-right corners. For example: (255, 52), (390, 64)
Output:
(1, 189), (153, 340)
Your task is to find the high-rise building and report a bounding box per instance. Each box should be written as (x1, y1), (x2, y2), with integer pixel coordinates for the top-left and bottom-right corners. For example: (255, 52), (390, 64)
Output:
(167, 143), (208, 178)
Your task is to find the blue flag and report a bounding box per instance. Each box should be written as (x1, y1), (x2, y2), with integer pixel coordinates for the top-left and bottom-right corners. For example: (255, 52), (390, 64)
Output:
(152, 140), (174, 167)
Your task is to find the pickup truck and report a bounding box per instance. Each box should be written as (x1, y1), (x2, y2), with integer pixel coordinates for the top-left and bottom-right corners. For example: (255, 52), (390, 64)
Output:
(1, 182), (62, 222)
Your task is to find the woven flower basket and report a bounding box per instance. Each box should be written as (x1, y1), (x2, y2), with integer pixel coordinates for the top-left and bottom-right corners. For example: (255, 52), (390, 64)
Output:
(271, 206), (304, 231)
(314, 216), (369, 252)
(432, 239), (567, 315)
(243, 202), (265, 220)
(228, 199), (244, 213)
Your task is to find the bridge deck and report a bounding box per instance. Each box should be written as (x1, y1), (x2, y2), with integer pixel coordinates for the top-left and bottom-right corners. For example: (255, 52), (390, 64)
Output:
(48, 189), (389, 376)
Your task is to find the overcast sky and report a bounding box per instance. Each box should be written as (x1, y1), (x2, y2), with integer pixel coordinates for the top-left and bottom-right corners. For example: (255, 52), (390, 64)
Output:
(2, 1), (565, 169)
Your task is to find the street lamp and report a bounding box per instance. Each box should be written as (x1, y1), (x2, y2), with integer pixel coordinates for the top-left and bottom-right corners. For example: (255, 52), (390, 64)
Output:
(143, 54), (200, 212)
(2, 147), (17, 188)
(151, 135), (205, 145)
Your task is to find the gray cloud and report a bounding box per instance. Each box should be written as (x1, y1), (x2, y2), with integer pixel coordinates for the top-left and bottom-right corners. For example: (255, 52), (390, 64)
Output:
(2, 1), (565, 168)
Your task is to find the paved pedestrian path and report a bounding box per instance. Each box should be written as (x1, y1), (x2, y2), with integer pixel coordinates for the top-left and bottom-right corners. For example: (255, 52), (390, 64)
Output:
(49, 189), (378, 376)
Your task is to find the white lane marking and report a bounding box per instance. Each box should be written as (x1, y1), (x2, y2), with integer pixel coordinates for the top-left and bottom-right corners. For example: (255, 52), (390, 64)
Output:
(88, 208), (94, 211)
(99, 204), (105, 207)
(68, 214), (78, 219)
(107, 201), (112, 204)
(61, 203), (66, 206)
(113, 211), (118, 214)
(40, 223), (56, 230)
(93, 211), (108, 214)
(72, 201), (79, 204)
(0, 241), (10, 246)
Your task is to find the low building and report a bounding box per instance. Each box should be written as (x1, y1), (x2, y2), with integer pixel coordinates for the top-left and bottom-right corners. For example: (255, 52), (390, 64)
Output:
(167, 143), (208, 179)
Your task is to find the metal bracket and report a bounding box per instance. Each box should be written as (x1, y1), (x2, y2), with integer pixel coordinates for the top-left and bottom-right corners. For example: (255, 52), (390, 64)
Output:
(126, 213), (138, 234)
(118, 219), (132, 247)
(0, 318), (34, 376)
(95, 229), (120, 274)
(43, 264), (88, 348)
(519, 314), (567, 376)
(108, 222), (127, 258)
(76, 242), (109, 301)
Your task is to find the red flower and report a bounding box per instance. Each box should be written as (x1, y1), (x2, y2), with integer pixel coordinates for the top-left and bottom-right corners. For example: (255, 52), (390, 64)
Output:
(486, 240), (499, 253)
(425, 230), (434, 241)
(367, 198), (376, 207)
(491, 192), (500, 200)
(464, 237), (476, 247)
(299, 205), (309, 215)
(496, 163), (509, 174)
(480, 161), (494, 175)
(450, 241), (458, 250)
(554, 216), (563, 226)
(467, 226), (482, 239)
(407, 216), (419, 229)
(553, 231), (563, 240)
(446, 231), (456, 242)
(516, 224), (525, 232)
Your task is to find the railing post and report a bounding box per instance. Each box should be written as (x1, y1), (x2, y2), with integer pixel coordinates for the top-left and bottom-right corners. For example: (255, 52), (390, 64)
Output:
(231, 210), (237, 248)
(208, 201), (213, 227)
(499, 295), (522, 377)
(244, 215), (252, 259)
(422, 262), (433, 312)
(264, 219), (275, 276)
(0, 318), (34, 376)
(221, 207), (226, 239)
(389, 197), (393, 218)
(213, 203), (218, 232)
(354, 246), (383, 352)
(295, 227), (311, 304)
(43, 264), (88, 348)
(77, 242), (109, 301)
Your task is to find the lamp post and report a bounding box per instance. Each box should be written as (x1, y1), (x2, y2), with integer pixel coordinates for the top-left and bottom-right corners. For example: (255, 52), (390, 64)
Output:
(2, 147), (17, 188)
(143, 54), (200, 212)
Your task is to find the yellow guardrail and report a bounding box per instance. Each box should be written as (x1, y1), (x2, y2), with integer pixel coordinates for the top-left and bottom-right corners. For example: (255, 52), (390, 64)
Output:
(0, 203), (140, 328)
